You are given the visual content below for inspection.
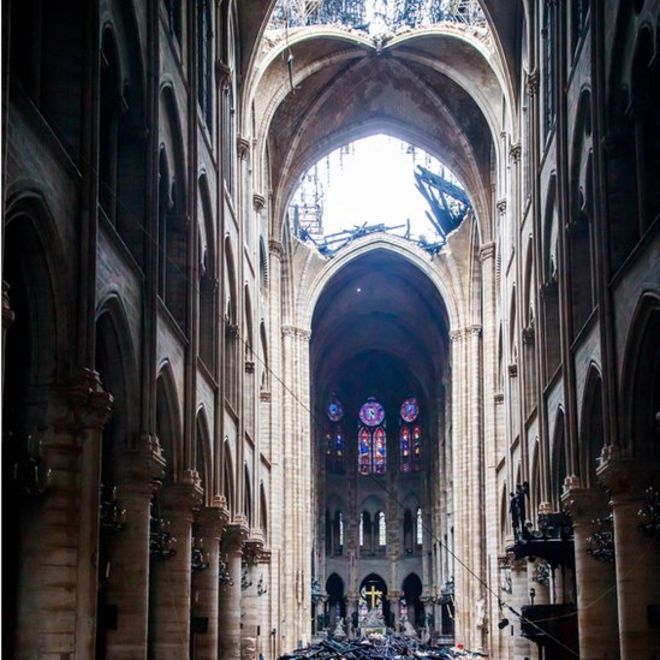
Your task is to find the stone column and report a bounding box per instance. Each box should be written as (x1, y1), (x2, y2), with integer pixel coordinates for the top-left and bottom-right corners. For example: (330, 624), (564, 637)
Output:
(191, 501), (229, 660)
(510, 558), (532, 660)
(150, 477), (203, 659)
(218, 519), (249, 659)
(562, 486), (619, 659)
(2, 281), (15, 387)
(104, 441), (165, 659)
(346, 593), (358, 639)
(242, 534), (265, 659)
(13, 371), (112, 659)
(598, 450), (660, 660)
(389, 591), (401, 631)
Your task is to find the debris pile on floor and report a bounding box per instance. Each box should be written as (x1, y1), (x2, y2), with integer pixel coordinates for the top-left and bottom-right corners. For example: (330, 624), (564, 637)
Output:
(279, 633), (487, 659)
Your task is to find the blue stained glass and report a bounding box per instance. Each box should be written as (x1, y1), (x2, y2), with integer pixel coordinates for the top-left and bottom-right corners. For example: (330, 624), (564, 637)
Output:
(400, 397), (419, 423)
(327, 397), (344, 422)
(359, 398), (385, 427)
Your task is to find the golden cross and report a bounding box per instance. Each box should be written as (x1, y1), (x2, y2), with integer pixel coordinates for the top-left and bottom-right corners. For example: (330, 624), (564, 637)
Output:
(364, 584), (383, 609)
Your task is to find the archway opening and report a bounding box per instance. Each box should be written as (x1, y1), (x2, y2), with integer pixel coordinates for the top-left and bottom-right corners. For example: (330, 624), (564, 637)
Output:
(311, 247), (451, 637)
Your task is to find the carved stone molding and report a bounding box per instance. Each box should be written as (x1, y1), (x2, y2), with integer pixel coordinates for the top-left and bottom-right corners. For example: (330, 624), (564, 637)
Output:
(508, 363), (518, 377)
(260, 391), (272, 402)
(243, 532), (265, 565)
(597, 445), (660, 499)
(2, 280), (15, 329)
(245, 360), (255, 374)
(117, 438), (167, 489)
(281, 325), (311, 341)
(561, 486), (609, 524)
(268, 239), (283, 258)
(222, 517), (250, 552)
(216, 61), (232, 90)
(494, 392), (504, 404)
(53, 368), (114, 434)
(160, 475), (204, 513)
(479, 241), (496, 262)
(253, 193), (266, 213)
(527, 70), (540, 96)
(196, 505), (230, 537)
(522, 324), (535, 345)
(237, 136), (251, 161)
(540, 280), (559, 300)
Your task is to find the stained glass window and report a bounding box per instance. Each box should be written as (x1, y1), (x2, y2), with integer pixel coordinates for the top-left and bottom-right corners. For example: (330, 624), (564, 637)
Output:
(358, 397), (387, 474)
(325, 396), (345, 473)
(400, 397), (422, 472)
(416, 507), (423, 546)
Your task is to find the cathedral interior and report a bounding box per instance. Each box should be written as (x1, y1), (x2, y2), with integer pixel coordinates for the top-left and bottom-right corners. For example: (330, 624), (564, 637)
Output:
(2, 0), (660, 658)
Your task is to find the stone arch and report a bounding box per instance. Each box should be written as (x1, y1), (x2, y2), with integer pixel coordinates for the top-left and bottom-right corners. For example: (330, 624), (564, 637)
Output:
(620, 292), (660, 459)
(260, 482), (268, 540)
(158, 84), (188, 327)
(2, 193), (67, 655)
(300, 237), (460, 333)
(549, 408), (567, 509)
(195, 407), (213, 504)
(95, 295), (138, 454)
(244, 463), (253, 527)
(155, 363), (183, 482)
(99, 19), (147, 262)
(541, 176), (561, 374)
(223, 439), (235, 516)
(224, 237), (239, 406)
(568, 88), (595, 335)
(3, 192), (66, 390)
(198, 173), (216, 368)
(579, 364), (605, 487)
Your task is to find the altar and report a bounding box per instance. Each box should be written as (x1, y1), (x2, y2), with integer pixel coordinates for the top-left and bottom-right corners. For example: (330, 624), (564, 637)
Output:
(358, 583), (387, 636)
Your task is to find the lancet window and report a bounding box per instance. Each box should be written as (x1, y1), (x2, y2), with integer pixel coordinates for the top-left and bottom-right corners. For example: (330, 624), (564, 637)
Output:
(399, 397), (422, 472)
(324, 397), (345, 473)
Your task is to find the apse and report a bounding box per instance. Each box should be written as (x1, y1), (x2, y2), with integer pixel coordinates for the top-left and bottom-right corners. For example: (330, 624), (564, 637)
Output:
(310, 247), (451, 633)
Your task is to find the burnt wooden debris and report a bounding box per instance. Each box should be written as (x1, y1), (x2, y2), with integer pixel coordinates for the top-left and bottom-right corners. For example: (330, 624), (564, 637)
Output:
(413, 165), (471, 240)
(279, 633), (486, 658)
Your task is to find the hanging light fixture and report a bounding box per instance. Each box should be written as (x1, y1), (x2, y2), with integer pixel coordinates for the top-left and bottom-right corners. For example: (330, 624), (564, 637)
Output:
(150, 516), (177, 560)
(219, 553), (233, 586)
(99, 484), (127, 533)
(191, 537), (210, 572)
(11, 432), (51, 497)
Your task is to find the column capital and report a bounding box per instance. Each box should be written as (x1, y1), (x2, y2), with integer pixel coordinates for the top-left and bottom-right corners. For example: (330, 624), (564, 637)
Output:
(281, 324), (311, 341)
(597, 445), (660, 500)
(268, 239), (283, 258)
(509, 142), (521, 163)
(496, 198), (507, 215)
(561, 486), (609, 524)
(52, 369), (114, 434)
(195, 504), (230, 537)
(479, 241), (496, 262)
(237, 136), (251, 160)
(253, 193), (266, 213)
(222, 517), (250, 552)
(243, 531), (265, 565)
(117, 440), (167, 490)
(160, 478), (204, 514)
(527, 70), (540, 96)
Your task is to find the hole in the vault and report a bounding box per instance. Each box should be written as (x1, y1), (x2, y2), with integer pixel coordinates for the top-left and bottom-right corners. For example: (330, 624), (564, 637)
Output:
(289, 134), (470, 256)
